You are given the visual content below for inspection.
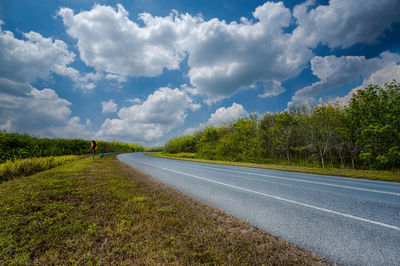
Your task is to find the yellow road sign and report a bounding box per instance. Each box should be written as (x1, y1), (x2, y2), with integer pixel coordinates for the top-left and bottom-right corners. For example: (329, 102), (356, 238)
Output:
(90, 140), (98, 150)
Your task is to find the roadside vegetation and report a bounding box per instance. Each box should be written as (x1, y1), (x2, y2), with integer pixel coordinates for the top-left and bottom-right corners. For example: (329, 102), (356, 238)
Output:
(150, 152), (400, 182)
(0, 131), (144, 163)
(0, 155), (80, 182)
(165, 81), (400, 172)
(0, 155), (326, 264)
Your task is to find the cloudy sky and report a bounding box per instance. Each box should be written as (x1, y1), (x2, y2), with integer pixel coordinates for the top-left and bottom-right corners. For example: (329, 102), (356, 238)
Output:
(1, 0), (399, 146)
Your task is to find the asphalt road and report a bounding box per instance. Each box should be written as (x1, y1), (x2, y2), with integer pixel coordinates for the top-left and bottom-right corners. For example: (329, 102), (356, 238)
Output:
(118, 153), (400, 265)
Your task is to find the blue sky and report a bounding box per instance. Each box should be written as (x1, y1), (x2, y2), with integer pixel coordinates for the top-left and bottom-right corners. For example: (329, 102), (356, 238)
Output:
(1, 0), (400, 146)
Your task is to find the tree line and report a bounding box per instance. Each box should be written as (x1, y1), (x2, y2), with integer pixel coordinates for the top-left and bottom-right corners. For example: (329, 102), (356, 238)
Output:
(165, 81), (400, 170)
(0, 132), (144, 163)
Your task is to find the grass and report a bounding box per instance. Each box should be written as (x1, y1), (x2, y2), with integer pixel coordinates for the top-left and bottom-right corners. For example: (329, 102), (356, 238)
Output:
(150, 152), (400, 182)
(0, 155), (80, 182)
(0, 155), (326, 264)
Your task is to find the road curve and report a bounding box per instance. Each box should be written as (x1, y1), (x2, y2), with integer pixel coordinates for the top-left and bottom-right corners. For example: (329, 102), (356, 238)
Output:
(118, 153), (400, 265)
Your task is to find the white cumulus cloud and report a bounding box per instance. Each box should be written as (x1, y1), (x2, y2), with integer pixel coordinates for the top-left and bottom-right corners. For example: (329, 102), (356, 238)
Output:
(0, 21), (99, 93)
(126, 98), (142, 104)
(258, 80), (285, 98)
(58, 5), (197, 79)
(289, 51), (400, 106)
(207, 103), (249, 127)
(0, 87), (93, 139)
(58, 1), (400, 104)
(97, 87), (200, 144)
(183, 1), (311, 102)
(101, 99), (118, 113)
(328, 64), (400, 107)
(293, 0), (400, 48)
(0, 22), (78, 95)
(58, 3), (312, 102)
(57, 1), (400, 104)
(0, 21), (96, 139)
(183, 103), (248, 135)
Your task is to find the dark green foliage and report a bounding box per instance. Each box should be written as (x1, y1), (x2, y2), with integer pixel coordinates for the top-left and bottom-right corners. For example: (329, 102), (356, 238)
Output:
(165, 135), (198, 153)
(197, 127), (227, 159)
(216, 116), (261, 161)
(165, 81), (400, 170)
(0, 132), (144, 163)
(347, 80), (400, 169)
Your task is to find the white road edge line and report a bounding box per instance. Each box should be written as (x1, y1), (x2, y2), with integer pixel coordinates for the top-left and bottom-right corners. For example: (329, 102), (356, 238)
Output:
(132, 159), (400, 232)
(155, 158), (400, 197)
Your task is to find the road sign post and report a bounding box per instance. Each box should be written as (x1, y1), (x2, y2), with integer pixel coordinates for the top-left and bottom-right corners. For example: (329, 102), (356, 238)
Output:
(90, 140), (98, 161)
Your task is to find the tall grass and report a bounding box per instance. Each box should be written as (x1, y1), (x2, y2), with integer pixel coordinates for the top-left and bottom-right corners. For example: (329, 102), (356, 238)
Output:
(0, 155), (79, 182)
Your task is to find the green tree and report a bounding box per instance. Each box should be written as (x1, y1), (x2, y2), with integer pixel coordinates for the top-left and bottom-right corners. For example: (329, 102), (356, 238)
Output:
(346, 80), (400, 169)
(216, 116), (261, 161)
(310, 105), (341, 168)
(197, 126), (227, 159)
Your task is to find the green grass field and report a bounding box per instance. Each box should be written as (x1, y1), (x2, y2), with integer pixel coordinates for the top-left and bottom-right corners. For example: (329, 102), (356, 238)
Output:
(150, 152), (400, 182)
(0, 155), (326, 264)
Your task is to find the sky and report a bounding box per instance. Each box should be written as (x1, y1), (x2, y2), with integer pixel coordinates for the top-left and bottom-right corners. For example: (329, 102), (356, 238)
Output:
(0, 0), (400, 146)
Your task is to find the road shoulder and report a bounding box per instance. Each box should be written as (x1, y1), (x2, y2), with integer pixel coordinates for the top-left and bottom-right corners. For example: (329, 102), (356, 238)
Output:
(149, 152), (400, 182)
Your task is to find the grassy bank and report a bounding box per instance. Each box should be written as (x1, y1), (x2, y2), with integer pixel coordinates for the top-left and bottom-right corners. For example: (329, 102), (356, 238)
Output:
(0, 155), (80, 182)
(0, 155), (326, 264)
(150, 152), (400, 182)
